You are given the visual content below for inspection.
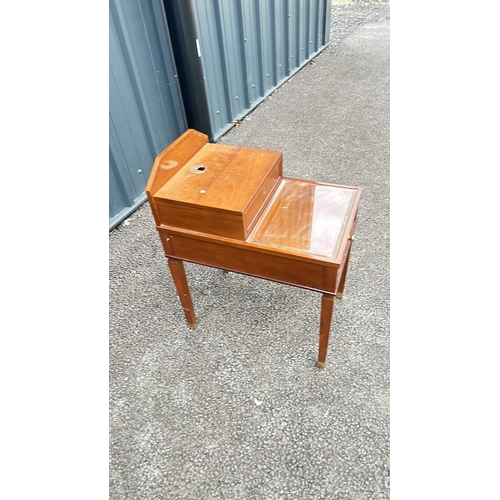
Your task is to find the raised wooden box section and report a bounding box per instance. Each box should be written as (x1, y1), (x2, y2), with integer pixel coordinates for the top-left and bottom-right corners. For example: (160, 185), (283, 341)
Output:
(146, 129), (282, 240)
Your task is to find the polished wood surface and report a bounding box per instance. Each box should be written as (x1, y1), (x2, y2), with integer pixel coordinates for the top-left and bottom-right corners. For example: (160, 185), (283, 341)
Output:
(146, 129), (362, 366)
(153, 142), (282, 239)
(167, 258), (196, 328)
(251, 179), (315, 252)
(155, 180), (361, 270)
(146, 129), (208, 226)
(159, 227), (337, 294)
(318, 294), (335, 367)
(249, 178), (358, 260)
(336, 240), (353, 297)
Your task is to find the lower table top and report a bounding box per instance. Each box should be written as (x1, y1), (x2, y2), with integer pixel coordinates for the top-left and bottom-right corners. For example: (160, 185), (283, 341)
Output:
(248, 177), (359, 260)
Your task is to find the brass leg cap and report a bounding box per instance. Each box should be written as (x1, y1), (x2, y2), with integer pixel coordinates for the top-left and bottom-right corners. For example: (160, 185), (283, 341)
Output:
(317, 362), (325, 368)
(336, 293), (343, 299)
(188, 323), (197, 330)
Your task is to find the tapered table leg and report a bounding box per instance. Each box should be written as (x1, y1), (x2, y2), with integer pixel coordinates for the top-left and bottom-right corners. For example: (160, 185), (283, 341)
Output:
(167, 258), (196, 329)
(317, 294), (335, 368)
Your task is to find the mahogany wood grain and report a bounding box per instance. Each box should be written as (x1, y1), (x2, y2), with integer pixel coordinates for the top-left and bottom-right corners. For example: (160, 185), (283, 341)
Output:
(331, 206), (358, 270)
(165, 231), (333, 293)
(250, 180), (315, 252)
(318, 294), (335, 367)
(322, 267), (337, 293)
(153, 144), (282, 240)
(158, 224), (343, 268)
(249, 178), (361, 261)
(156, 202), (246, 240)
(242, 159), (283, 235)
(146, 132), (362, 366)
(146, 130), (209, 226)
(167, 258), (196, 328)
(336, 241), (352, 297)
(156, 145), (282, 210)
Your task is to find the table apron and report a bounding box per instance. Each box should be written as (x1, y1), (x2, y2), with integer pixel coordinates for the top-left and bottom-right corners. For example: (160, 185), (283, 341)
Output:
(163, 232), (339, 294)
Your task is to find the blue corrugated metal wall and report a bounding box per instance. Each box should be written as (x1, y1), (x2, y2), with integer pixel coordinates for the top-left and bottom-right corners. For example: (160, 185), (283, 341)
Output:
(109, 0), (331, 229)
(109, 0), (187, 230)
(192, 0), (332, 140)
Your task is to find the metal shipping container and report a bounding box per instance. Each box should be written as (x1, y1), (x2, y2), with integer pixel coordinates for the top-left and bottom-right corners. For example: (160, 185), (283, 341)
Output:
(109, 0), (332, 228)
(109, 0), (187, 230)
(165, 0), (332, 141)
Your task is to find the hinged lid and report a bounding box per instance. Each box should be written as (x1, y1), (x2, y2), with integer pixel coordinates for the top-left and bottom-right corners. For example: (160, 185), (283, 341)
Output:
(147, 129), (282, 240)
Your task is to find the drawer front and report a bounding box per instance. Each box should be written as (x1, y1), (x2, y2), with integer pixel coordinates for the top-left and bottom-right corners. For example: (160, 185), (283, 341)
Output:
(156, 201), (245, 240)
(164, 232), (336, 293)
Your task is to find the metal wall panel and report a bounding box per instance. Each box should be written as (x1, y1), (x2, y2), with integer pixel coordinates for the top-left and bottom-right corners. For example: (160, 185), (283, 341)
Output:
(109, 0), (187, 230)
(109, 0), (331, 228)
(192, 0), (332, 140)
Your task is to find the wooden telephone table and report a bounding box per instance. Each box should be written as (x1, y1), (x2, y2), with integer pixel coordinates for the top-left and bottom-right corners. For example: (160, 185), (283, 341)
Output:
(146, 129), (361, 367)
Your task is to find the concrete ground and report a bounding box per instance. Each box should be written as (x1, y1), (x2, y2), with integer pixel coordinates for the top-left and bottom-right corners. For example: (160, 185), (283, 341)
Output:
(109, 3), (390, 499)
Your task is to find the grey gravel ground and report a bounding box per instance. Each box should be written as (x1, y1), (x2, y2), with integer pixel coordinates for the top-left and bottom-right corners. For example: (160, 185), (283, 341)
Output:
(110, 3), (389, 499)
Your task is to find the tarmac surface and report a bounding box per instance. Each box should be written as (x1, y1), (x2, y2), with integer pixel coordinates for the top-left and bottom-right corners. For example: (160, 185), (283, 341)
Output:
(109, 3), (390, 499)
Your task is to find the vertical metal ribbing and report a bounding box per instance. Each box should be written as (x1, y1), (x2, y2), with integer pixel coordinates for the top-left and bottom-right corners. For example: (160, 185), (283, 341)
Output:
(324, 0), (332, 44)
(318, 0), (326, 48)
(110, 1), (157, 161)
(188, 0), (332, 140)
(302, 0), (311, 61)
(285, 0), (291, 75)
(212, 0), (232, 126)
(309, 0), (319, 53)
(254, 0), (264, 103)
(110, 0), (333, 227)
(268, 0), (278, 88)
(293, 0), (301, 68)
(235, 0), (250, 113)
(272, 0), (286, 84)
(109, 0), (187, 229)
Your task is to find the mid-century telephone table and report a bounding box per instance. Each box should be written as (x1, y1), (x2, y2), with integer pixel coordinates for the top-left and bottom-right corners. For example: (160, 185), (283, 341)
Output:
(146, 129), (361, 367)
